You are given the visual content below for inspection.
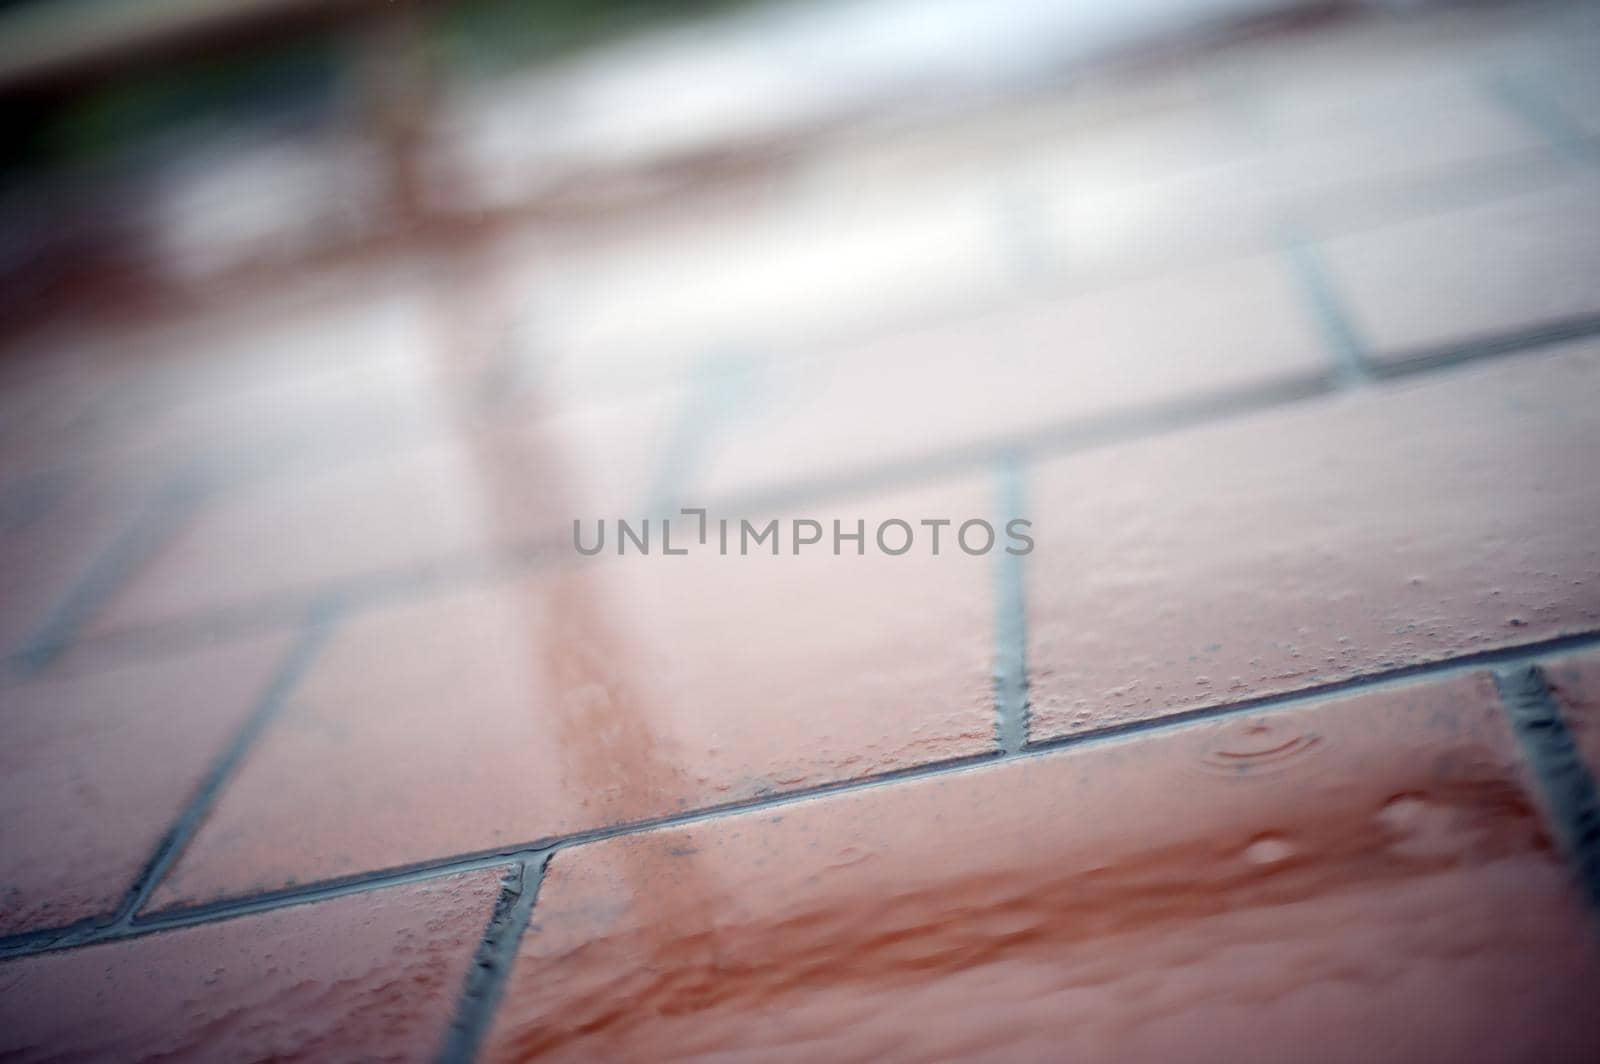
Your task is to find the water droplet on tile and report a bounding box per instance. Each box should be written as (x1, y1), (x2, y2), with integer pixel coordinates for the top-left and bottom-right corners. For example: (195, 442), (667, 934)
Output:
(1195, 720), (1323, 778)
(1377, 794), (1468, 860)
(1242, 834), (1297, 865)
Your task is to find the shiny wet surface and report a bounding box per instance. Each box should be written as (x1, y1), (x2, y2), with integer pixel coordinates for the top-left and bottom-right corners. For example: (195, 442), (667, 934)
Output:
(4, 0), (1600, 1060)
(483, 676), (1600, 1062)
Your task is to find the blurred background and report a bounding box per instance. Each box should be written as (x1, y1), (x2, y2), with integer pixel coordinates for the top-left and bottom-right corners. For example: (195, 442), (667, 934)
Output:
(4, 2), (1600, 1055)
(0, 0), (1596, 665)
(0, 0), (1383, 318)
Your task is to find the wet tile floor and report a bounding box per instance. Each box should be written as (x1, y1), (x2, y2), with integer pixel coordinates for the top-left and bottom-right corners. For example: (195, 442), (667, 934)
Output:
(4, 1), (1600, 1060)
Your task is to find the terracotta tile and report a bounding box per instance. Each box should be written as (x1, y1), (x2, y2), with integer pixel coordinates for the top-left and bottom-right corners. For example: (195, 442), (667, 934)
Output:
(0, 271), (438, 477)
(0, 470), (166, 663)
(67, 257), (632, 484)
(1029, 102), (1245, 192)
(0, 868), (501, 1061)
(1039, 70), (1550, 285)
(149, 477), (1000, 910)
(0, 635), (289, 936)
(1250, 71), (1557, 242)
(1043, 149), (1570, 298)
(1286, 149), (1574, 252)
(1027, 341), (1600, 741)
(1260, 85), (1545, 198)
(96, 280), (430, 419)
(86, 393), (679, 638)
(1007, 99), (1259, 281)
(1541, 647), (1600, 780)
(98, 358), (446, 488)
(0, 369), (119, 483)
(1045, 158), (1278, 283)
(696, 253), (1325, 500)
(483, 673), (1600, 1062)
(1316, 175), (1600, 364)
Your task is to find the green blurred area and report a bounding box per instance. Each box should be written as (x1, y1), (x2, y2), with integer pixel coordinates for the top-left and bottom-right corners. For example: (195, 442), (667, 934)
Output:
(2, 0), (756, 181)
(11, 42), (341, 175)
(438, 0), (753, 71)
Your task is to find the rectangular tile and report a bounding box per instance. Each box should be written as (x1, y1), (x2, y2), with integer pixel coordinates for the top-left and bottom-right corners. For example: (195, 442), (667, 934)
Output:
(484, 674), (1600, 1061)
(0, 868), (501, 1060)
(0, 469), (167, 663)
(1039, 67), (1550, 285)
(695, 252), (1326, 501)
(0, 269), (436, 477)
(1317, 175), (1600, 363)
(147, 477), (1001, 910)
(85, 394), (679, 638)
(522, 179), (1014, 398)
(1026, 340), (1600, 741)
(0, 635), (288, 935)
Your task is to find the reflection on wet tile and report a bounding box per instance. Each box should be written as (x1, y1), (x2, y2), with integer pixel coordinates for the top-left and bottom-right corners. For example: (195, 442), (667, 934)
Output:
(0, 271), (437, 476)
(1, 0), (1598, 1056)
(148, 477), (999, 910)
(0, 869), (501, 1060)
(508, 179), (1015, 393)
(484, 673), (1600, 1062)
(694, 252), (1323, 500)
(1542, 648), (1600, 780)
(86, 392), (681, 637)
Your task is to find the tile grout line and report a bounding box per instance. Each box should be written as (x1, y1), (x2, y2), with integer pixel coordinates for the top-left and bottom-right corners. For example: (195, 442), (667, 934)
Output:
(1023, 630), (1600, 754)
(436, 854), (548, 1064)
(6, 542), (550, 685)
(110, 598), (344, 927)
(7, 627), (1600, 963)
(1493, 664), (1600, 914)
(644, 348), (767, 517)
(1279, 228), (1372, 387)
(4, 375), (1331, 683)
(1482, 70), (1599, 169)
(11, 470), (207, 678)
(0, 750), (1001, 961)
(993, 457), (1031, 755)
(1366, 311), (1600, 381)
(9, 311), (1596, 685)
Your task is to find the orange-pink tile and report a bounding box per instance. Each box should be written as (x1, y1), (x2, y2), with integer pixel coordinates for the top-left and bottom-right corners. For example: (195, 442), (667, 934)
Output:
(0, 869), (501, 1060)
(149, 478), (999, 910)
(1318, 175), (1600, 364)
(0, 636), (288, 935)
(1027, 341), (1600, 741)
(87, 394), (678, 637)
(484, 673), (1600, 1061)
(696, 252), (1324, 500)
(0, 438), (213, 666)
